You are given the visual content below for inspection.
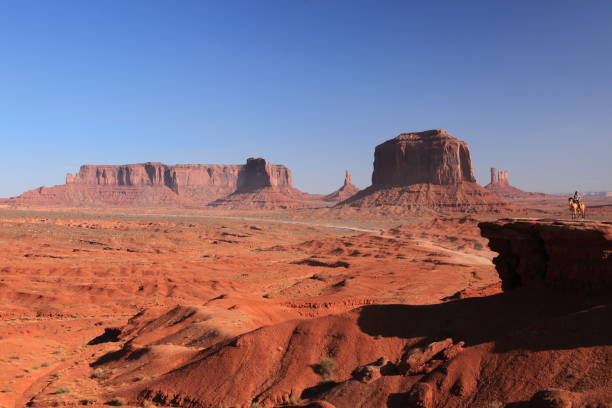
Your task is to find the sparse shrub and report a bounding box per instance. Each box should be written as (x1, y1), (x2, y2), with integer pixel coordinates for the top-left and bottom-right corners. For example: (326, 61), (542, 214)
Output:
(9, 355), (20, 360)
(0, 389), (12, 393)
(107, 397), (126, 406)
(488, 402), (504, 408)
(41, 362), (50, 367)
(316, 356), (337, 381)
(54, 386), (71, 394)
(285, 390), (301, 405)
(80, 398), (97, 405)
(133, 374), (145, 382)
(91, 368), (110, 379)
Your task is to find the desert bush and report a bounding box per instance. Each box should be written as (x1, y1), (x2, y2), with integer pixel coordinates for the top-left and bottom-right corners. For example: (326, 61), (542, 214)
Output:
(284, 390), (301, 404)
(90, 368), (110, 379)
(55, 386), (71, 394)
(316, 356), (337, 381)
(41, 362), (50, 367)
(0, 389), (12, 393)
(107, 397), (126, 406)
(80, 398), (97, 405)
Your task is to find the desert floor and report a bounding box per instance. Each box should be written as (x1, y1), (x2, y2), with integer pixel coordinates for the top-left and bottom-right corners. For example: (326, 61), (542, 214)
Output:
(0, 199), (610, 407)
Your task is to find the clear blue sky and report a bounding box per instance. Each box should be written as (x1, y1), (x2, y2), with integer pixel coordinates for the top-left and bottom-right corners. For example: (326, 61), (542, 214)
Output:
(1, 0), (611, 197)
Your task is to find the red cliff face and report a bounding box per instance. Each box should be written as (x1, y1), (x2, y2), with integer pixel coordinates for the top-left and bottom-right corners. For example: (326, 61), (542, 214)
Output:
(371, 129), (476, 187)
(11, 159), (294, 207)
(209, 158), (318, 209)
(236, 158), (292, 192)
(479, 219), (612, 293)
(339, 129), (512, 213)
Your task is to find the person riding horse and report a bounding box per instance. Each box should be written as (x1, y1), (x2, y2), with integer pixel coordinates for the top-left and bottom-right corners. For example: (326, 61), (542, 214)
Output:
(569, 191), (586, 219)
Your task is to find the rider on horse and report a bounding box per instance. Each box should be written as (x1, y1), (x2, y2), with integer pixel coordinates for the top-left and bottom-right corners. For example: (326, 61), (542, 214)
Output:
(573, 191), (582, 204)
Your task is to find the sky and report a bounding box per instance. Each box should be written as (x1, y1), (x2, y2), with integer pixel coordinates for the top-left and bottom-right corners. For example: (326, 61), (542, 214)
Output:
(1, 0), (611, 197)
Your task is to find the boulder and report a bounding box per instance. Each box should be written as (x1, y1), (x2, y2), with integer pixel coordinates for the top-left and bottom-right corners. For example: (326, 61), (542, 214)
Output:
(530, 388), (576, 408)
(406, 382), (434, 408)
(398, 338), (457, 375)
(350, 357), (387, 383)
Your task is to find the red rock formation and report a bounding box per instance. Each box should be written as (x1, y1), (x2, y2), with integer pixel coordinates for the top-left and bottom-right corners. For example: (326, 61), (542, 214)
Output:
(339, 130), (513, 213)
(236, 158), (293, 192)
(478, 219), (612, 293)
(371, 129), (476, 186)
(209, 158), (321, 209)
(484, 168), (550, 199)
(323, 170), (360, 203)
(9, 159), (302, 208)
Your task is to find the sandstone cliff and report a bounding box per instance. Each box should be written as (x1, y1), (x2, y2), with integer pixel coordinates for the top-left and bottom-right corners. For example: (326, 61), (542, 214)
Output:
(372, 129), (476, 186)
(339, 129), (513, 213)
(479, 218), (612, 293)
(209, 158), (321, 209)
(10, 159), (296, 207)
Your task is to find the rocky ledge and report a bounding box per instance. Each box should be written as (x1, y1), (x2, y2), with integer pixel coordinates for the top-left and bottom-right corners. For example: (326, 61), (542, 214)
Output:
(479, 219), (612, 293)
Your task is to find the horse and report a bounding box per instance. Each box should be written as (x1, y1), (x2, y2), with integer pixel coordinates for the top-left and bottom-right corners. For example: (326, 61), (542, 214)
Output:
(568, 197), (586, 219)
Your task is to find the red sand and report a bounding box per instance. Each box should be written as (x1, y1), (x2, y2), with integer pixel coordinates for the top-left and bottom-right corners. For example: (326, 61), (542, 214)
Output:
(0, 202), (610, 408)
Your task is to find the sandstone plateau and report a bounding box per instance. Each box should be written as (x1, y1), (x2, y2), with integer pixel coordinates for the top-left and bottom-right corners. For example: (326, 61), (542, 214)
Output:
(339, 129), (513, 214)
(9, 158), (325, 209)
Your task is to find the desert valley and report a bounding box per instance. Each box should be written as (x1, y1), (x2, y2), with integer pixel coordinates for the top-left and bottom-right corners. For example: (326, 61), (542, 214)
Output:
(0, 130), (610, 408)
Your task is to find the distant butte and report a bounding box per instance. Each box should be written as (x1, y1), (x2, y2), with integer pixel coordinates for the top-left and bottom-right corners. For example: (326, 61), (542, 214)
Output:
(209, 157), (323, 209)
(338, 129), (514, 213)
(323, 170), (360, 203)
(484, 167), (548, 199)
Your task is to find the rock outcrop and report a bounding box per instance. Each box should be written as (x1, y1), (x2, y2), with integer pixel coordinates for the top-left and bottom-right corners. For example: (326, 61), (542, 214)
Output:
(478, 219), (612, 293)
(10, 159), (301, 208)
(484, 167), (542, 199)
(209, 158), (321, 209)
(235, 158), (293, 192)
(323, 171), (360, 203)
(339, 129), (513, 213)
(371, 129), (476, 186)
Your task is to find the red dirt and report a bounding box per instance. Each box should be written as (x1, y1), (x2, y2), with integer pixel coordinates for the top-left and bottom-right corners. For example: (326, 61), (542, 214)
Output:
(0, 205), (610, 408)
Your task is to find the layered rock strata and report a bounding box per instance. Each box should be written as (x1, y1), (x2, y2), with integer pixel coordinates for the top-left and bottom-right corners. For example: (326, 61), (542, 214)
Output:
(479, 218), (612, 292)
(339, 129), (512, 213)
(10, 159), (296, 207)
(208, 158), (320, 209)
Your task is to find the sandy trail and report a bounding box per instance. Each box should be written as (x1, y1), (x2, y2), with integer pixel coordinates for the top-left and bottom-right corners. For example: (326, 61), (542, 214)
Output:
(145, 213), (493, 265)
(413, 238), (493, 265)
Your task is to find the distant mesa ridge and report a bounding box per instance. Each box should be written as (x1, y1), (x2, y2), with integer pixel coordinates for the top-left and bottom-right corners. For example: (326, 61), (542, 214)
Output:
(10, 157), (350, 208)
(339, 129), (513, 213)
(11, 159), (300, 207)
